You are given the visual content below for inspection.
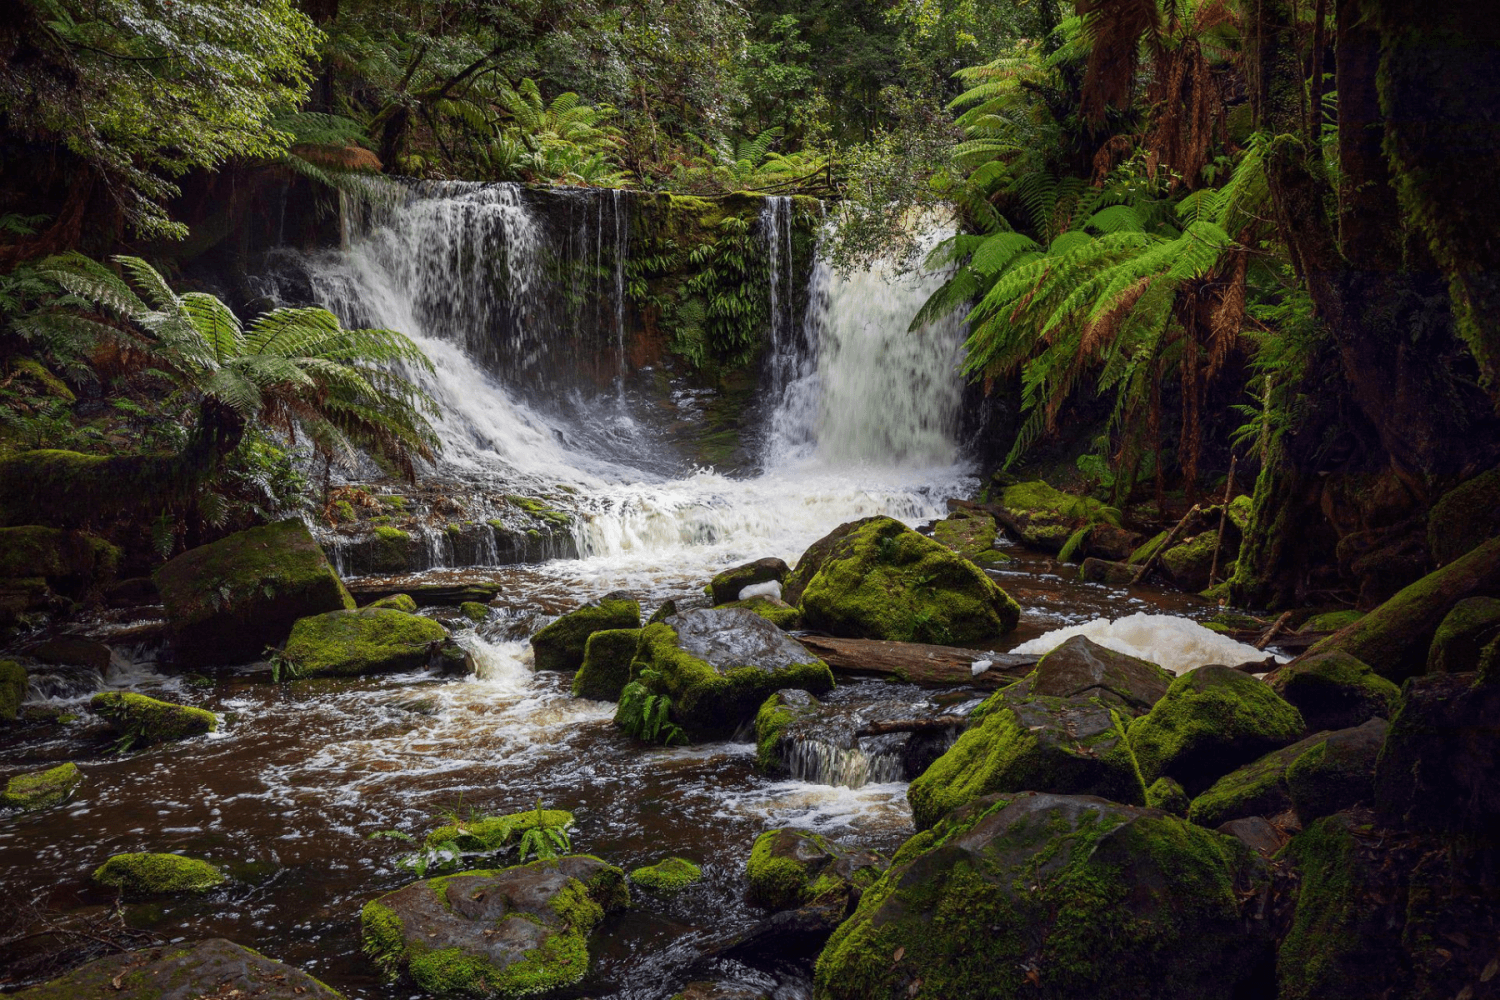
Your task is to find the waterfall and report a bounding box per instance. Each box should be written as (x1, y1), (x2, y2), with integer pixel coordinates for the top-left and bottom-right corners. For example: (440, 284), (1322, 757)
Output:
(784, 737), (907, 789)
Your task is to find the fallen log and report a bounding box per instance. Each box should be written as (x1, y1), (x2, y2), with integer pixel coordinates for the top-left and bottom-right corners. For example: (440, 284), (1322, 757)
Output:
(795, 634), (1037, 688)
(858, 716), (972, 736)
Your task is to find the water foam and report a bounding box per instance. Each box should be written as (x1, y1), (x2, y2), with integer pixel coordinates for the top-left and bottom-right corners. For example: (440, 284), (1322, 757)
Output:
(1008, 612), (1286, 675)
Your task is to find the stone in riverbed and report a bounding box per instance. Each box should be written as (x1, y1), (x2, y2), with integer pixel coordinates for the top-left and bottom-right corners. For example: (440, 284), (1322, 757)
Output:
(794, 516), (1020, 645)
(92, 852), (226, 896)
(154, 519), (354, 665)
(29, 636), (112, 671)
(1080, 556), (1136, 585)
(671, 984), (768, 1000)
(708, 557), (790, 605)
(530, 593), (640, 672)
(814, 791), (1271, 1000)
(1268, 650), (1399, 732)
(571, 628), (640, 701)
(283, 607), (450, 677)
(90, 691), (216, 747)
(745, 828), (886, 912)
(618, 608), (833, 741)
(11, 938), (344, 1000)
(629, 856), (702, 892)
(361, 855), (628, 999)
(2, 761), (82, 811)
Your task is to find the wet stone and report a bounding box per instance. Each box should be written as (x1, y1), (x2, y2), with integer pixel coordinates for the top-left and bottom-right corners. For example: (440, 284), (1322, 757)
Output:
(11, 938), (344, 1000)
(666, 607), (822, 672)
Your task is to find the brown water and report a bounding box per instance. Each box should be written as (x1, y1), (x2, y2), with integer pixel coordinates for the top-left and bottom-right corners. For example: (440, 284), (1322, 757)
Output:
(0, 542), (1213, 999)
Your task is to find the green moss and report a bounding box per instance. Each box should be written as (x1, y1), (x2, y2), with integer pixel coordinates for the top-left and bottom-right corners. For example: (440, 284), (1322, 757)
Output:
(284, 607), (447, 677)
(1275, 815), (1386, 1000)
(746, 829), (830, 909)
(366, 593), (419, 612)
(799, 516), (1020, 644)
(1160, 532), (1218, 589)
(572, 628), (640, 701)
(1186, 741), (1303, 827)
(629, 857), (702, 891)
(752, 690), (817, 773)
(722, 595), (801, 629)
(0, 526), (120, 594)
(1302, 610), (1364, 632)
(1129, 530), (1170, 565)
(1, 762), (82, 810)
(92, 852), (225, 895)
(506, 495), (571, 528)
(531, 597), (641, 672)
(1269, 651), (1400, 731)
(931, 512), (998, 561)
(1145, 776), (1190, 815)
(460, 601), (489, 623)
(0, 659), (26, 721)
(1427, 467), (1500, 566)
(1128, 665), (1305, 795)
(91, 691), (216, 746)
(998, 481), (1102, 551)
(362, 899), (408, 977)
(373, 525), (409, 541)
(1426, 596), (1500, 673)
(424, 809), (574, 853)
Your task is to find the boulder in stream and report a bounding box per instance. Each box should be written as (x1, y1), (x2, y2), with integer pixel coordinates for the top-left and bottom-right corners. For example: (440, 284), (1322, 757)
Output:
(1268, 650), (1399, 731)
(929, 510), (998, 562)
(11, 938), (344, 1000)
(361, 855), (628, 999)
(572, 628), (640, 701)
(708, 557), (790, 605)
(745, 828), (886, 913)
(990, 480), (1103, 552)
(530, 593), (640, 672)
(814, 791), (1271, 1000)
(1, 762), (83, 811)
(620, 608), (833, 741)
(154, 520), (354, 665)
(629, 856), (702, 892)
(794, 516), (1020, 644)
(0, 525), (120, 599)
(92, 852), (226, 896)
(90, 691), (216, 747)
(282, 607), (450, 677)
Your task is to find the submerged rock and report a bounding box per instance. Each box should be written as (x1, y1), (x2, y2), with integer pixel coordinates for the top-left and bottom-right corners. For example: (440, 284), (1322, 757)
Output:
(11, 938), (343, 1000)
(90, 691), (215, 747)
(92, 852), (226, 896)
(745, 828), (886, 913)
(361, 855), (628, 999)
(283, 607), (449, 677)
(796, 516), (1020, 645)
(815, 791), (1270, 1000)
(708, 557), (790, 605)
(530, 594), (640, 672)
(620, 608), (833, 741)
(1127, 664), (1305, 795)
(1, 762), (82, 811)
(629, 856), (702, 892)
(1269, 650), (1399, 731)
(154, 520), (353, 665)
(572, 628), (640, 701)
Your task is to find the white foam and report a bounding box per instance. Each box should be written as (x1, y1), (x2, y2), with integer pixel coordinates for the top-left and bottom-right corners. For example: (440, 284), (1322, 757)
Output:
(738, 580), (782, 602)
(1008, 612), (1284, 675)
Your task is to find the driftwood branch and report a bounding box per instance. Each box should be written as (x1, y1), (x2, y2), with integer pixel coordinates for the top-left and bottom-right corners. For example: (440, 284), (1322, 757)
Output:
(1255, 611), (1294, 650)
(858, 716), (971, 736)
(796, 634), (1036, 688)
(1131, 503), (1202, 585)
(1208, 454), (1237, 587)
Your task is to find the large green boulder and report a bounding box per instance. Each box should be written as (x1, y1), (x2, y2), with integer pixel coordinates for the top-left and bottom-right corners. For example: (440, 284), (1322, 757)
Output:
(571, 628), (640, 701)
(708, 557), (790, 605)
(283, 607), (448, 677)
(1128, 665), (1305, 795)
(0, 526), (119, 598)
(1426, 596), (1500, 673)
(92, 852), (226, 895)
(905, 636), (1169, 830)
(1160, 531), (1219, 591)
(991, 480), (1101, 552)
(11, 938), (344, 1000)
(746, 828), (886, 913)
(1, 659), (26, 721)
(530, 594), (640, 672)
(1426, 466), (1500, 566)
(1305, 535), (1500, 681)
(618, 608), (834, 741)
(91, 691), (216, 747)
(1187, 718), (1387, 828)
(155, 520), (354, 665)
(814, 791), (1271, 1000)
(797, 516), (1020, 644)
(1269, 651), (1400, 731)
(1, 761), (82, 811)
(361, 855), (628, 999)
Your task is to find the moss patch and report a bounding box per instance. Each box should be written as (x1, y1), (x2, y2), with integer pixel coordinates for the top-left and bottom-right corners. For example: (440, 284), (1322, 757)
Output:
(1146, 776), (1190, 815)
(752, 689), (818, 773)
(0, 525), (119, 597)
(284, 607), (447, 677)
(532, 597), (641, 672)
(1426, 596), (1500, 673)
(91, 691), (216, 747)
(367, 593), (418, 612)
(460, 601), (490, 623)
(424, 809), (575, 853)
(629, 857), (702, 892)
(92, 852), (226, 895)
(572, 628), (641, 701)
(1302, 610), (1364, 632)
(1, 762), (82, 811)
(1427, 466), (1500, 565)
(722, 595), (801, 629)
(931, 511), (998, 561)
(996, 480), (1102, 551)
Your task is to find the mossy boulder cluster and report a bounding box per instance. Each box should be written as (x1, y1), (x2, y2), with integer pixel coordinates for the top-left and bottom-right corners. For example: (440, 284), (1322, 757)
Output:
(792, 516), (1020, 645)
(618, 608), (833, 741)
(530, 594), (641, 672)
(91, 691), (216, 746)
(11, 938), (345, 1000)
(93, 852), (226, 895)
(361, 855), (628, 999)
(154, 519), (354, 665)
(2, 761), (83, 810)
(283, 606), (450, 677)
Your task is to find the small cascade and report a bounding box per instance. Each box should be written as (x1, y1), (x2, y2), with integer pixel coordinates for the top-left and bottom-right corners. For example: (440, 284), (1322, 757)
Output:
(784, 736), (908, 789)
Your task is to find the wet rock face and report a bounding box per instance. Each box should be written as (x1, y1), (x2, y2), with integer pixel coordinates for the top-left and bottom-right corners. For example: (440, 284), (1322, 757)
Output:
(362, 855), (628, 1000)
(708, 557), (790, 606)
(11, 938), (344, 1000)
(1269, 650), (1399, 732)
(1029, 635), (1172, 712)
(667, 607), (822, 673)
(816, 791), (1271, 1000)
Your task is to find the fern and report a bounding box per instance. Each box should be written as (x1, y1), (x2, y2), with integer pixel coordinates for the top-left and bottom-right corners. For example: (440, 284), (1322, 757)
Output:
(617, 668), (688, 746)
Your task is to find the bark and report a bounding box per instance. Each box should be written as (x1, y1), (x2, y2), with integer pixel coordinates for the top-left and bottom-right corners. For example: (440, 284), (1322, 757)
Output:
(795, 634), (1037, 688)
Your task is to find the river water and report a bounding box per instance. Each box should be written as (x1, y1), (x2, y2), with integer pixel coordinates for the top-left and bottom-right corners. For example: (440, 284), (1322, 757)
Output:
(0, 185), (1214, 998)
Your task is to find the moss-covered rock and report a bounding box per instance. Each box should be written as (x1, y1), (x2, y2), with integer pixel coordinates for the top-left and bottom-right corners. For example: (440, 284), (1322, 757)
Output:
(619, 609), (833, 741)
(365, 593), (419, 612)
(572, 628), (640, 701)
(0, 526), (119, 598)
(30, 636), (112, 671)
(721, 595), (801, 629)
(752, 689), (820, 773)
(1146, 776), (1190, 815)
(629, 857), (702, 892)
(92, 852), (226, 895)
(708, 558), (790, 605)
(1426, 466), (1500, 566)
(155, 520), (354, 665)
(460, 601), (490, 623)
(1269, 651), (1401, 731)
(424, 809), (574, 854)
(670, 984), (768, 1000)
(361, 855), (627, 999)
(930, 511), (998, 562)
(745, 829), (885, 912)
(10, 937), (345, 1000)
(1160, 531), (1219, 591)
(283, 607), (448, 677)
(1306, 535), (1500, 680)
(1187, 718), (1386, 828)
(1128, 665), (1305, 795)
(813, 791), (1271, 1000)
(1, 761), (82, 810)
(1301, 609), (1364, 632)
(1079, 556), (1136, 585)
(797, 516), (1020, 645)
(530, 595), (641, 672)
(1027, 635), (1173, 711)
(0, 659), (26, 721)
(1426, 596), (1500, 673)
(90, 691), (216, 747)
(992, 480), (1102, 552)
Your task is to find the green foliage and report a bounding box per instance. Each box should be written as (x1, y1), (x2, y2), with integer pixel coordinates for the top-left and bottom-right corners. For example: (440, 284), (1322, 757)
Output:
(679, 217), (769, 370)
(516, 799), (573, 862)
(617, 667), (688, 745)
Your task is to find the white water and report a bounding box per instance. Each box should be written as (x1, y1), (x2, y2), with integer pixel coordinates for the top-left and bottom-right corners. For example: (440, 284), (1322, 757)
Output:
(1009, 612), (1287, 675)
